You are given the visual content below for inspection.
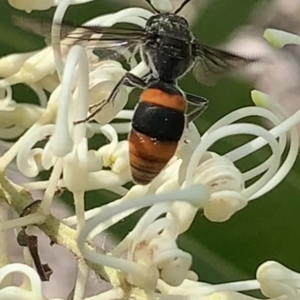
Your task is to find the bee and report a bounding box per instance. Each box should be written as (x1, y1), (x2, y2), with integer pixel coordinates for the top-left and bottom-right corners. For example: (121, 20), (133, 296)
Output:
(13, 0), (259, 185)
(125, 78), (208, 185)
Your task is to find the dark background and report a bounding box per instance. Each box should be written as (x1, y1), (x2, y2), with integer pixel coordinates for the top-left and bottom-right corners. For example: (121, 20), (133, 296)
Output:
(1, 0), (300, 292)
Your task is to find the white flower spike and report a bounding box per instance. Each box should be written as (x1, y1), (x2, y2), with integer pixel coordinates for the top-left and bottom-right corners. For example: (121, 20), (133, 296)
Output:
(1, 1), (300, 300)
(77, 185), (209, 291)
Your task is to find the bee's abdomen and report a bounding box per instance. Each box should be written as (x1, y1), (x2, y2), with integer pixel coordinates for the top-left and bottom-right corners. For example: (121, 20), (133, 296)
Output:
(129, 130), (179, 185)
(129, 88), (186, 185)
(132, 102), (185, 141)
(133, 88), (186, 141)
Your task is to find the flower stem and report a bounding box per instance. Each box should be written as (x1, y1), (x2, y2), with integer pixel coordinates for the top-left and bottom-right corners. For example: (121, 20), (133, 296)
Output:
(0, 213), (45, 231)
(73, 260), (89, 300)
(40, 159), (63, 215)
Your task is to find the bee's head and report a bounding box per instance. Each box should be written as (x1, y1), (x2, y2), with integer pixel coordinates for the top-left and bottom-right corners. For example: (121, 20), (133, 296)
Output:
(145, 13), (193, 41)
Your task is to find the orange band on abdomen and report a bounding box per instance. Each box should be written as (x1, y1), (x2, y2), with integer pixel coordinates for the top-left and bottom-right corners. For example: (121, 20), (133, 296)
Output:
(128, 130), (178, 185)
(140, 88), (186, 112)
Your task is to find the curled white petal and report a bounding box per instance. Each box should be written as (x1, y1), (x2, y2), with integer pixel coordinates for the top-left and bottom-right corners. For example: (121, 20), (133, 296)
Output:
(139, 210), (191, 285)
(86, 150), (103, 172)
(50, 45), (89, 157)
(77, 184), (149, 238)
(27, 84), (48, 108)
(0, 263), (43, 297)
(194, 154), (246, 222)
(97, 125), (120, 167)
(17, 125), (55, 177)
(78, 185), (209, 290)
(157, 278), (261, 299)
(257, 261), (300, 298)
(0, 86), (15, 109)
(187, 124), (281, 197)
(110, 141), (129, 173)
(41, 139), (57, 170)
(0, 47), (55, 88)
(250, 90), (299, 199)
(0, 51), (38, 77)
(84, 169), (131, 191)
(0, 104), (44, 129)
(159, 253), (192, 286)
(178, 122), (201, 185)
(63, 146), (89, 192)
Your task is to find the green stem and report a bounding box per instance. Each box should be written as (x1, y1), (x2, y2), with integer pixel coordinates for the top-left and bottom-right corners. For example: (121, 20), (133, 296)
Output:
(0, 171), (132, 289)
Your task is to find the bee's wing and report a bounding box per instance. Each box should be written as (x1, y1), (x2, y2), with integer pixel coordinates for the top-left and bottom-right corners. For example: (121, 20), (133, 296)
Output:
(12, 15), (145, 61)
(192, 41), (258, 86)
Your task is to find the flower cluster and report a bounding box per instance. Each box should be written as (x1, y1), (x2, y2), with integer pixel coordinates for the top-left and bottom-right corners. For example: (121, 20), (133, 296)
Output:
(0, 0), (300, 300)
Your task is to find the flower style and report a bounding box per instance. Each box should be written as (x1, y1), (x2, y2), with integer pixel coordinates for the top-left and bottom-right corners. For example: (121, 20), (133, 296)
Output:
(0, 263), (44, 300)
(0, 85), (46, 141)
(157, 260), (300, 300)
(1, 0), (300, 300)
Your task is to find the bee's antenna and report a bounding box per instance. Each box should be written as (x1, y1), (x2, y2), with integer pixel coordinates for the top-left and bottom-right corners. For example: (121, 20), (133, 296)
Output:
(144, 0), (161, 13)
(174, 0), (193, 14)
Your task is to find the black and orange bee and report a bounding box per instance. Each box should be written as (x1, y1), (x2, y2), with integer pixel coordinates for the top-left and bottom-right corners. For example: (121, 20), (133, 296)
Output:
(128, 80), (207, 185)
(14, 0), (258, 185)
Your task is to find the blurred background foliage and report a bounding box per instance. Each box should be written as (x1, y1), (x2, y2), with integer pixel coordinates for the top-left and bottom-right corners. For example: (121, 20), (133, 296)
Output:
(1, 0), (300, 293)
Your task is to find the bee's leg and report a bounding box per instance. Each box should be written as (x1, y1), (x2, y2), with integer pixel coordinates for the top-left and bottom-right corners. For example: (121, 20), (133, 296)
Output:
(186, 93), (209, 108)
(186, 106), (206, 124)
(185, 93), (209, 123)
(74, 72), (149, 125)
(123, 72), (149, 88)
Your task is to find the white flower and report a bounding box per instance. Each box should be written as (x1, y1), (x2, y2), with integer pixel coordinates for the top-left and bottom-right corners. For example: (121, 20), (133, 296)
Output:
(156, 259), (300, 300)
(157, 277), (283, 300)
(0, 86), (45, 140)
(0, 51), (38, 78)
(165, 88), (298, 230)
(77, 185), (209, 291)
(3, 3), (152, 215)
(0, 47), (57, 89)
(1, 2), (300, 300)
(257, 261), (300, 299)
(7, 8), (298, 296)
(73, 88), (299, 294)
(75, 88), (296, 233)
(15, 50), (133, 201)
(0, 6), (152, 90)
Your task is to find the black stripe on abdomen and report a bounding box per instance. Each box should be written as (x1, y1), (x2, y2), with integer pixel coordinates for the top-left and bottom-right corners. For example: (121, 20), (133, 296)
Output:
(132, 102), (185, 142)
